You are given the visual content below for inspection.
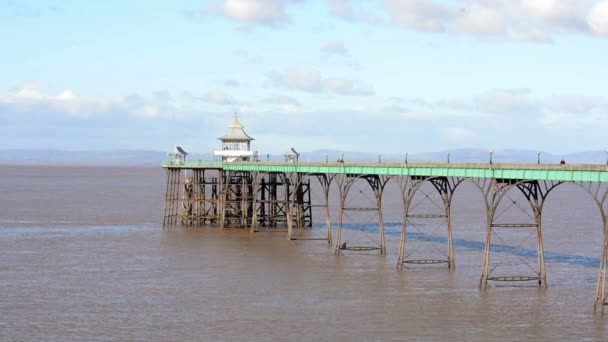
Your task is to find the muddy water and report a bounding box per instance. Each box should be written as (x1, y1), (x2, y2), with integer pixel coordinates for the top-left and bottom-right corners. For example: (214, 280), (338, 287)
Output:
(0, 165), (606, 341)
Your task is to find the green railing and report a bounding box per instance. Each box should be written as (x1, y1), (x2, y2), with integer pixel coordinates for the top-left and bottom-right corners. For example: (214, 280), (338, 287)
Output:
(162, 161), (223, 168)
(163, 161), (608, 182)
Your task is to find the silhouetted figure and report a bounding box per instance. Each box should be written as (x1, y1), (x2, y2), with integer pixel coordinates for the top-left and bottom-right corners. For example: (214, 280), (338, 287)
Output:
(340, 242), (347, 250)
(560, 159), (566, 165)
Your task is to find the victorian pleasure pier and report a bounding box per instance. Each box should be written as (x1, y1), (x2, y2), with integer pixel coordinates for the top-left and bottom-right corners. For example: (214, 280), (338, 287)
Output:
(162, 115), (608, 312)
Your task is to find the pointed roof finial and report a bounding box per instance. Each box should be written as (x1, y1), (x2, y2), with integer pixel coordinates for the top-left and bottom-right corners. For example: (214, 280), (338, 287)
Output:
(232, 112), (241, 127)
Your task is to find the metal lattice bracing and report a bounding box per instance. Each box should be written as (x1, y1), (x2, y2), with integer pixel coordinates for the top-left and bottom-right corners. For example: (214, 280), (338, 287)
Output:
(162, 161), (608, 311)
(473, 178), (561, 287)
(397, 176), (463, 270)
(334, 174), (391, 256)
(286, 173), (335, 244)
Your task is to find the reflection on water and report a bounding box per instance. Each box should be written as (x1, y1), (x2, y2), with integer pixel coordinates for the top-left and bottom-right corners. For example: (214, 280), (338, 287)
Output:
(0, 165), (606, 340)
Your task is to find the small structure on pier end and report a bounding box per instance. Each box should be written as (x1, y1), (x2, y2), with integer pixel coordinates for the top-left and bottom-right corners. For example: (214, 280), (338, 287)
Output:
(168, 146), (188, 164)
(284, 147), (300, 163)
(214, 113), (255, 162)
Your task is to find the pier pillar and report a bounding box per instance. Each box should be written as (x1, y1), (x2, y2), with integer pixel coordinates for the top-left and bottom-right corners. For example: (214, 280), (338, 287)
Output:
(250, 171), (260, 232)
(476, 179), (560, 288)
(576, 182), (608, 313)
(334, 174), (390, 255)
(397, 176), (463, 270)
(286, 173), (332, 243)
(596, 217), (608, 313)
(163, 168), (182, 228)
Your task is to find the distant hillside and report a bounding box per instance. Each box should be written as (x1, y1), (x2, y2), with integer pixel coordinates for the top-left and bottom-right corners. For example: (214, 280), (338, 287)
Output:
(0, 148), (606, 166)
(304, 149), (608, 164)
(0, 150), (167, 166)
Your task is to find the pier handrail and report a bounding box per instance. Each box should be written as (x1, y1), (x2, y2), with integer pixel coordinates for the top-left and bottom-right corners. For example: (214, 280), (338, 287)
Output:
(162, 160), (608, 182)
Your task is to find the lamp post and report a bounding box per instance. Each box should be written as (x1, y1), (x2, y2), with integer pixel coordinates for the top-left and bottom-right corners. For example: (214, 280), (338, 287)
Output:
(537, 151), (541, 164)
(378, 153), (382, 164)
(489, 150), (493, 165)
(325, 154), (328, 163)
(341, 153), (344, 163)
(447, 152), (450, 164)
(405, 152), (408, 164)
(266, 154), (270, 162)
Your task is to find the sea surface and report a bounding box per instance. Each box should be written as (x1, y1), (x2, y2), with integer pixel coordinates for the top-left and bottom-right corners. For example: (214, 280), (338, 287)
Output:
(1, 165), (608, 341)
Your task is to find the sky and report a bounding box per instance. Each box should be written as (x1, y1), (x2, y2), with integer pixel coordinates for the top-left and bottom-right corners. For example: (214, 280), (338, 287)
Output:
(1, 0), (608, 155)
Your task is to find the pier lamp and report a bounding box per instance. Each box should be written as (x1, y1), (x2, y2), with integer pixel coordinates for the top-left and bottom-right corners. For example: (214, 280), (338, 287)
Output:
(266, 154), (270, 162)
(489, 150), (493, 164)
(537, 151), (541, 164)
(447, 152), (450, 163)
(405, 152), (408, 164)
(378, 154), (382, 164)
(325, 154), (328, 163)
(341, 152), (344, 163)
(606, 149), (608, 166)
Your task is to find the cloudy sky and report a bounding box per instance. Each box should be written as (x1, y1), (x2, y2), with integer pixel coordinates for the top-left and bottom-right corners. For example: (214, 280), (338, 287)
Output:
(1, 0), (608, 154)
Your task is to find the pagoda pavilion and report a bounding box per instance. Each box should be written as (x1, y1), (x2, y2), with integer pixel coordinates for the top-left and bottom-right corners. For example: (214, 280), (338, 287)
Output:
(213, 114), (255, 162)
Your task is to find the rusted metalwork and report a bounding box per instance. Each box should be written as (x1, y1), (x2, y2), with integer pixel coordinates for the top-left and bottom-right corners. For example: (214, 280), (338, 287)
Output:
(474, 179), (561, 288)
(286, 173), (334, 243)
(334, 174), (390, 256)
(397, 176), (463, 270)
(160, 160), (608, 311)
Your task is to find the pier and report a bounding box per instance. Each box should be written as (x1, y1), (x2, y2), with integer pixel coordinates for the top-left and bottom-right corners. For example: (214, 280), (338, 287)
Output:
(161, 116), (608, 312)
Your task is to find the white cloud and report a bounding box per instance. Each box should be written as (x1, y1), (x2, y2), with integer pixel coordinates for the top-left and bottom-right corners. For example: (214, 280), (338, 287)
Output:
(204, 0), (300, 26)
(204, 90), (239, 105)
(382, 0), (608, 41)
(440, 127), (476, 142)
(520, 0), (590, 32)
(324, 78), (374, 96)
(0, 83), (183, 119)
(473, 88), (539, 115)
(266, 68), (323, 92)
(224, 79), (240, 87)
(548, 94), (608, 114)
(453, 3), (507, 37)
(588, 0), (608, 36)
(327, 0), (382, 24)
(320, 41), (349, 56)
(135, 104), (161, 118)
(261, 95), (302, 112)
(512, 22), (553, 43)
(263, 95), (301, 106)
(267, 68), (374, 96)
(385, 0), (451, 32)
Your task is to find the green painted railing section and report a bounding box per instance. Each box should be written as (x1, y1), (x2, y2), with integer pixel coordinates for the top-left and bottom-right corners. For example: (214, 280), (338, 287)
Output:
(162, 161), (223, 168)
(163, 161), (608, 183)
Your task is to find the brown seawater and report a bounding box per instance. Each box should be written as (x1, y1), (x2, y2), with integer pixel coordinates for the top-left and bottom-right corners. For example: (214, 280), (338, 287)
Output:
(1, 165), (607, 341)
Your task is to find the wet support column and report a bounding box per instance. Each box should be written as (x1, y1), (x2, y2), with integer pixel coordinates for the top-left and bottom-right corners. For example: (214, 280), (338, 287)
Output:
(596, 216), (608, 313)
(318, 174), (334, 245)
(476, 179), (560, 288)
(577, 182), (608, 313)
(168, 168), (181, 227)
(286, 173), (295, 239)
(220, 170), (229, 229)
(334, 174), (390, 255)
(250, 171), (260, 232)
(397, 176), (462, 270)
(286, 173), (328, 242)
(181, 172), (194, 226)
(162, 168), (171, 228)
